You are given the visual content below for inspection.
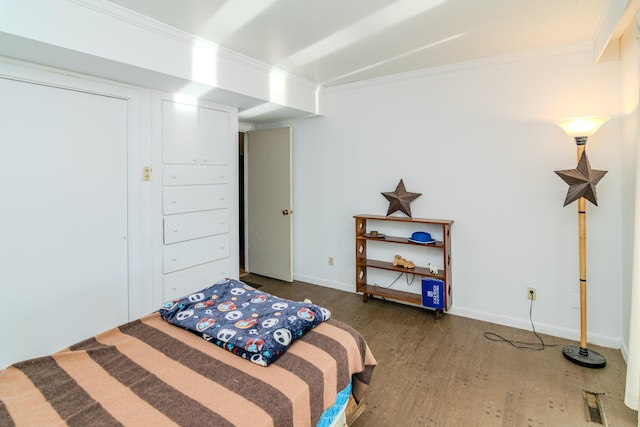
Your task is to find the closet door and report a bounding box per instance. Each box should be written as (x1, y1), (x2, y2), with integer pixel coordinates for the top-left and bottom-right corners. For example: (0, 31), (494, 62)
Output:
(0, 78), (129, 368)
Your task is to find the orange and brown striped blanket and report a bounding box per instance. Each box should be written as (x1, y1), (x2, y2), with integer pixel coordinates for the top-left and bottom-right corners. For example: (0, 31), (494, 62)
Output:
(0, 312), (376, 427)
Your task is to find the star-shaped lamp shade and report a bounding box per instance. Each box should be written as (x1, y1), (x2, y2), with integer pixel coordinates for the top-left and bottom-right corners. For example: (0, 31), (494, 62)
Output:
(555, 151), (607, 206)
(382, 179), (421, 217)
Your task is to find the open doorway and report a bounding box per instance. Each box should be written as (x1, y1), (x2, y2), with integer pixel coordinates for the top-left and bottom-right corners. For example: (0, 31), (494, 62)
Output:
(238, 132), (246, 276)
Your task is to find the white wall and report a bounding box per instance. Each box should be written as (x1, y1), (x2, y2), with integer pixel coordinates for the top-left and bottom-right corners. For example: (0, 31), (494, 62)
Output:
(281, 45), (624, 348)
(620, 18), (640, 358)
(620, 14), (640, 411)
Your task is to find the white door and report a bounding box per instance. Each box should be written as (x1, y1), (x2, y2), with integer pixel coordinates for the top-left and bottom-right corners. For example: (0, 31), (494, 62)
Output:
(247, 128), (293, 282)
(0, 77), (129, 368)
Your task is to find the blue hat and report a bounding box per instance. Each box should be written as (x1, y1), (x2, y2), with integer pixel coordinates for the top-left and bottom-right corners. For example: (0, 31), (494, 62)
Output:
(408, 231), (435, 244)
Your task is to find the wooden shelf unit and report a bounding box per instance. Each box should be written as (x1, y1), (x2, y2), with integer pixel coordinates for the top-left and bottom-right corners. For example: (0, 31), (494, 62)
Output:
(354, 214), (453, 314)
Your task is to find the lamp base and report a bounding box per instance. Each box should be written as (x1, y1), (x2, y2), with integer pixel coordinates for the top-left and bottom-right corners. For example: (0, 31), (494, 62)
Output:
(562, 345), (606, 369)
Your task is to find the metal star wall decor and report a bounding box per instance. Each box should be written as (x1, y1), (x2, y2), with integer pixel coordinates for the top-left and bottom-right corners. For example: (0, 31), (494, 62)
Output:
(381, 179), (421, 217)
(555, 151), (607, 206)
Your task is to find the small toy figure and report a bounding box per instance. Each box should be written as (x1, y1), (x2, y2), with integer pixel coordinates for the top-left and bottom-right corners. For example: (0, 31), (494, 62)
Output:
(393, 254), (415, 269)
(428, 263), (438, 274)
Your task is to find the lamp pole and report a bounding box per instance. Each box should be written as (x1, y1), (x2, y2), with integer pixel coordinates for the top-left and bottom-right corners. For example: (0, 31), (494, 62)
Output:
(555, 117), (608, 369)
(576, 139), (588, 352)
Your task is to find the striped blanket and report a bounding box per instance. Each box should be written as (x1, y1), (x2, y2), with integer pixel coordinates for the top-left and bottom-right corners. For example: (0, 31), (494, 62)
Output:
(0, 312), (376, 427)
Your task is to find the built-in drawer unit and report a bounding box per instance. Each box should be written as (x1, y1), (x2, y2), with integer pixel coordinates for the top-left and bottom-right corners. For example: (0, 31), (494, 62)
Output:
(163, 210), (229, 244)
(159, 98), (236, 307)
(163, 258), (230, 301)
(163, 234), (229, 274)
(163, 165), (228, 186)
(162, 185), (229, 214)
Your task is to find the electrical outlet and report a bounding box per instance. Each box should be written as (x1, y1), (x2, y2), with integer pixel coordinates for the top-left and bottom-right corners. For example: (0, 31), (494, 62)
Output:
(328, 256), (334, 266)
(527, 287), (537, 301)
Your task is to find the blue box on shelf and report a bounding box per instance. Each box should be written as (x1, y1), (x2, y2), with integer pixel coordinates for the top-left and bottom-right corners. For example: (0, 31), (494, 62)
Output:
(421, 278), (445, 310)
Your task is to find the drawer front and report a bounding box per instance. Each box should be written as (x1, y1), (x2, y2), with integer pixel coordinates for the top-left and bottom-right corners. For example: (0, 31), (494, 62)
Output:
(164, 209), (229, 244)
(163, 185), (229, 214)
(163, 165), (229, 186)
(163, 258), (230, 301)
(163, 234), (229, 273)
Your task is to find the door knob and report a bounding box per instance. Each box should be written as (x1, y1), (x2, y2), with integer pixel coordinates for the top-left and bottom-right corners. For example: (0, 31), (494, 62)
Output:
(282, 209), (290, 215)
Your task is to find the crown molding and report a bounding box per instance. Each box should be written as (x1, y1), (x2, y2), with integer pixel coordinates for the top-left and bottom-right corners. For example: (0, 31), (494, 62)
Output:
(324, 42), (595, 94)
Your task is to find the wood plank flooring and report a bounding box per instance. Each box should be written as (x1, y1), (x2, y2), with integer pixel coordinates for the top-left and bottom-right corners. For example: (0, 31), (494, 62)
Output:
(241, 273), (638, 427)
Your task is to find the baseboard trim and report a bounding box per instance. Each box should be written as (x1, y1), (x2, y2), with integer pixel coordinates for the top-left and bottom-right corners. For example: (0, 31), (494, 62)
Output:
(293, 273), (623, 350)
(448, 306), (622, 350)
(293, 274), (354, 294)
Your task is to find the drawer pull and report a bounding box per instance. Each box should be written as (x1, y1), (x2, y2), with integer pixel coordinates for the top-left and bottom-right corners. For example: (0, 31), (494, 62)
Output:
(171, 200), (177, 204)
(172, 228), (178, 232)
(171, 173), (177, 178)
(171, 256), (177, 261)
(171, 285), (178, 290)
(203, 158), (208, 163)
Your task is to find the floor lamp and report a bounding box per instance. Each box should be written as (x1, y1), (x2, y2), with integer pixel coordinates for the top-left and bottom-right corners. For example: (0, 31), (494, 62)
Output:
(555, 116), (609, 369)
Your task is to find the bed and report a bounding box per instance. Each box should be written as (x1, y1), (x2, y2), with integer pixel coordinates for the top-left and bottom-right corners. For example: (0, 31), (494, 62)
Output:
(0, 279), (376, 426)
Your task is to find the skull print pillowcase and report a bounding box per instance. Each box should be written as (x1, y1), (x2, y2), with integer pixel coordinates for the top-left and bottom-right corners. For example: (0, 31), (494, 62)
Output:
(159, 278), (331, 366)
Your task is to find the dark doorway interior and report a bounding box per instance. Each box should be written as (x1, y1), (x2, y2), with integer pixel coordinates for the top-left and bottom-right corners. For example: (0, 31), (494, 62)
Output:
(238, 132), (245, 275)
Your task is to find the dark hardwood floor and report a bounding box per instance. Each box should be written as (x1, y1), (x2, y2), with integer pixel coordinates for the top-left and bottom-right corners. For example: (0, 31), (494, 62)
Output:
(241, 273), (637, 427)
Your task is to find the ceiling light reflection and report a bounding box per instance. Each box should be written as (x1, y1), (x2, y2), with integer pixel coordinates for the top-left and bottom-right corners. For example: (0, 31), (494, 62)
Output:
(282, 0), (448, 69)
(324, 32), (465, 84)
(191, 39), (218, 87)
(199, 0), (278, 40)
(269, 71), (287, 105)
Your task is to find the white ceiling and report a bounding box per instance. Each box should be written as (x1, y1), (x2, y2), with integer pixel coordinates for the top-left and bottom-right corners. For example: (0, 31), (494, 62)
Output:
(110, 0), (608, 87)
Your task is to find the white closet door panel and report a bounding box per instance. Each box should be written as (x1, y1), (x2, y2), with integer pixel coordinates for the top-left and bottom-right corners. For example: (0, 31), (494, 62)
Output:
(0, 77), (129, 368)
(198, 107), (230, 165)
(162, 100), (198, 164)
(163, 185), (229, 214)
(163, 165), (229, 186)
(163, 259), (230, 301)
(163, 234), (229, 273)
(164, 209), (230, 244)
